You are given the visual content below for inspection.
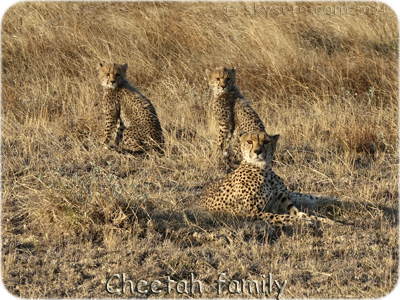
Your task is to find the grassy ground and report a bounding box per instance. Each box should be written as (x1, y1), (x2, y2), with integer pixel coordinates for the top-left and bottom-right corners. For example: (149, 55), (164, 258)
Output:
(1, 1), (398, 298)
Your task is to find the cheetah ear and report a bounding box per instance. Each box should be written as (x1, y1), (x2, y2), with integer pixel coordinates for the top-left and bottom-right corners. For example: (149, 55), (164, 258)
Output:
(205, 69), (212, 78)
(122, 63), (128, 71)
(98, 62), (104, 69)
(230, 68), (236, 76)
(271, 134), (280, 143)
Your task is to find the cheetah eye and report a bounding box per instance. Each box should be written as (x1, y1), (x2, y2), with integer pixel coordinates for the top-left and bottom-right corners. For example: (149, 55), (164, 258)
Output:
(247, 140), (253, 144)
(106, 73), (110, 77)
(216, 77), (220, 81)
(264, 140), (271, 144)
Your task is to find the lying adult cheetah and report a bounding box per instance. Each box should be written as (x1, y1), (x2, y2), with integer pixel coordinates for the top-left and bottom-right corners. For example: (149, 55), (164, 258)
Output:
(97, 62), (164, 154)
(205, 67), (265, 168)
(200, 131), (336, 226)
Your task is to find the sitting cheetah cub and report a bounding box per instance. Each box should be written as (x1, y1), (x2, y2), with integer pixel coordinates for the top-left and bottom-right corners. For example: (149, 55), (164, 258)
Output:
(200, 131), (336, 226)
(206, 67), (265, 168)
(97, 62), (164, 154)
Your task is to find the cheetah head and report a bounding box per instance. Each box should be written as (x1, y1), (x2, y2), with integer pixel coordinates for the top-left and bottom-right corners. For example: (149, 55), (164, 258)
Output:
(205, 67), (236, 96)
(239, 131), (280, 169)
(97, 62), (128, 89)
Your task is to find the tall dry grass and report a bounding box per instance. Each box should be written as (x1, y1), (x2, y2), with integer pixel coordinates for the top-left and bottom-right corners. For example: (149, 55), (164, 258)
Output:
(1, 1), (398, 298)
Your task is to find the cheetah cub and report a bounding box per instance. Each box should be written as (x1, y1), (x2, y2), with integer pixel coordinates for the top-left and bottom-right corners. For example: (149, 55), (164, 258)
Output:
(206, 67), (265, 168)
(200, 131), (336, 226)
(97, 62), (164, 154)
